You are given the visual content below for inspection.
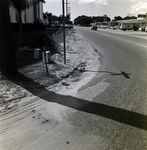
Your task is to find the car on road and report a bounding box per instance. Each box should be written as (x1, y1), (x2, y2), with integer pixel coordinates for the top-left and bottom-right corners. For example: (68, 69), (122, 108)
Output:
(91, 24), (97, 30)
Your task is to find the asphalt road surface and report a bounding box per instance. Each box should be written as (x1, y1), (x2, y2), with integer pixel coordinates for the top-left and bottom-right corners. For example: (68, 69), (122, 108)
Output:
(75, 26), (147, 149)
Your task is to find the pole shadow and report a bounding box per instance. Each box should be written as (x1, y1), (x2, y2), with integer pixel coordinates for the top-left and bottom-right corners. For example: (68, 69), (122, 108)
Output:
(12, 73), (146, 130)
(85, 70), (131, 79)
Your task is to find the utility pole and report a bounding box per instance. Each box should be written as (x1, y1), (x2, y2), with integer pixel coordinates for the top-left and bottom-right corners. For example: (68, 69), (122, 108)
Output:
(65, 0), (70, 17)
(62, 0), (66, 64)
(66, 0), (68, 17)
(65, 0), (70, 25)
(68, 7), (70, 15)
(146, 13), (147, 26)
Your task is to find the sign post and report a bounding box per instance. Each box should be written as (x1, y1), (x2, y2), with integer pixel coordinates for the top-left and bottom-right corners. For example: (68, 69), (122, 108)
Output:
(62, 0), (66, 64)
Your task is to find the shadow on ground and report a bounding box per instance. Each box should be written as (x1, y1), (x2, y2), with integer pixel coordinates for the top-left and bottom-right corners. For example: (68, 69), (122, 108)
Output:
(85, 70), (131, 79)
(12, 72), (146, 130)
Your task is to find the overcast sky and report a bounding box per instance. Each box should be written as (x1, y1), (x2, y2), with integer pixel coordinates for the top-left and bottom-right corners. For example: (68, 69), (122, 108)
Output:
(43, 0), (147, 21)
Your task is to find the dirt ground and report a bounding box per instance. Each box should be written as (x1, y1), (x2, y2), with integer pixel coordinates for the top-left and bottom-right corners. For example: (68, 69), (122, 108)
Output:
(0, 27), (100, 115)
(0, 27), (102, 150)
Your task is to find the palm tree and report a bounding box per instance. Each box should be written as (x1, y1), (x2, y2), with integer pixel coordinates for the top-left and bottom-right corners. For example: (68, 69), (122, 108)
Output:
(42, 12), (47, 25)
(46, 12), (52, 27)
(58, 15), (63, 24)
(0, 0), (17, 78)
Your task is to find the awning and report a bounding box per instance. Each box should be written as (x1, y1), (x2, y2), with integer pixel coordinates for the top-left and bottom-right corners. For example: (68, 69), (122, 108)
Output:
(117, 18), (146, 24)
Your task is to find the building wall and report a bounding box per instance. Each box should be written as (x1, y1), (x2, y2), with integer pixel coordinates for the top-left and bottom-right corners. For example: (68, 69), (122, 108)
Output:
(39, 2), (43, 23)
(9, 5), (17, 23)
(9, 2), (43, 24)
(26, 4), (35, 23)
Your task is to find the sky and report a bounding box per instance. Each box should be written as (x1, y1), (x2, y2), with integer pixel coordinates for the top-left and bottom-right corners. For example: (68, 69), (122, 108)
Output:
(43, 0), (147, 21)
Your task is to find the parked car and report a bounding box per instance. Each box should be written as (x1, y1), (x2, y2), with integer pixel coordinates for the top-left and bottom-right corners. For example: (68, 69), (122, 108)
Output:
(97, 25), (100, 28)
(145, 26), (147, 32)
(102, 25), (107, 29)
(50, 24), (61, 28)
(113, 26), (119, 30)
(139, 26), (145, 31)
(99, 25), (103, 28)
(133, 25), (138, 31)
(50, 24), (56, 28)
(69, 25), (73, 28)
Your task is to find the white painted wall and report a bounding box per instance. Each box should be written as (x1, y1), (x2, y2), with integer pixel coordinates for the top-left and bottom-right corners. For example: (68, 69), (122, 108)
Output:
(9, 2), (44, 24)
(39, 2), (43, 23)
(9, 6), (17, 23)
(26, 4), (34, 23)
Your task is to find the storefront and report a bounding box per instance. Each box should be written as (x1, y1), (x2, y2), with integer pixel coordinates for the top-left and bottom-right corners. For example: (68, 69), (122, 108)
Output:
(117, 13), (147, 31)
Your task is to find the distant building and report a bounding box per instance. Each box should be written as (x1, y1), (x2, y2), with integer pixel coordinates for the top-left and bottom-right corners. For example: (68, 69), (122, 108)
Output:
(96, 21), (111, 28)
(95, 15), (111, 28)
(9, 1), (44, 24)
(116, 13), (147, 31)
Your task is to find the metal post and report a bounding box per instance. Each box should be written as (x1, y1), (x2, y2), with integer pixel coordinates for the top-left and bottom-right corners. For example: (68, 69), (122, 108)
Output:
(43, 46), (49, 76)
(62, 0), (66, 64)
(146, 13), (147, 26)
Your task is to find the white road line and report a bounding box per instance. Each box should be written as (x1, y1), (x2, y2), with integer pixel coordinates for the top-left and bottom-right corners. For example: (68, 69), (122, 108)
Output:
(136, 43), (147, 48)
(100, 33), (110, 37)
(132, 35), (147, 40)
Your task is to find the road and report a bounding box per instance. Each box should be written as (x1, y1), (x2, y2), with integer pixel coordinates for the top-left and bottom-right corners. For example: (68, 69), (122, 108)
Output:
(75, 26), (147, 149)
(1, 27), (147, 150)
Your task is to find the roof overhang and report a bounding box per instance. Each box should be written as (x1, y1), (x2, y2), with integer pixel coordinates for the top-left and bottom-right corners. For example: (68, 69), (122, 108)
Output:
(117, 18), (146, 24)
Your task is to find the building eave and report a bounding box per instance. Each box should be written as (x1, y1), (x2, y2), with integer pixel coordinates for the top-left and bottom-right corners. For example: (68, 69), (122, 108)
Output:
(117, 18), (146, 23)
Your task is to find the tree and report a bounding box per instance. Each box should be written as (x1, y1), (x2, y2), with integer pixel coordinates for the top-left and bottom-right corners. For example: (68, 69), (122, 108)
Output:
(0, 0), (17, 78)
(66, 14), (70, 24)
(103, 15), (111, 22)
(74, 15), (92, 26)
(114, 16), (123, 21)
(130, 16), (137, 19)
(32, 0), (45, 3)
(123, 16), (131, 20)
(42, 12), (47, 25)
(58, 15), (63, 23)
(46, 12), (52, 26)
(51, 15), (58, 23)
